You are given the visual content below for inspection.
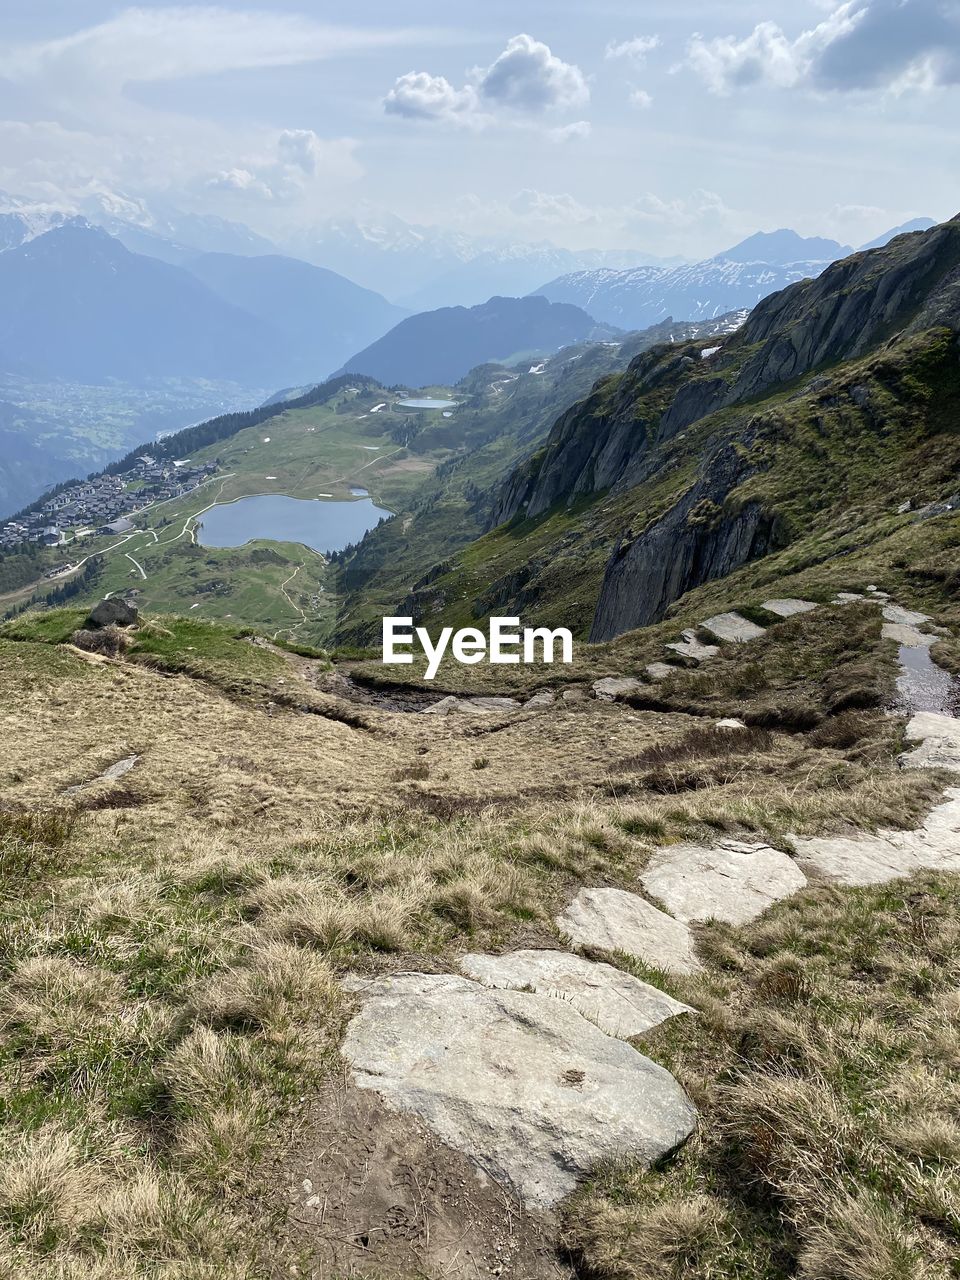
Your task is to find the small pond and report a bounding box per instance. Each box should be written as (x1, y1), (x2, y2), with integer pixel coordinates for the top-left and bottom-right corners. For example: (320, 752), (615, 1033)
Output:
(396, 398), (458, 410)
(197, 493), (391, 553)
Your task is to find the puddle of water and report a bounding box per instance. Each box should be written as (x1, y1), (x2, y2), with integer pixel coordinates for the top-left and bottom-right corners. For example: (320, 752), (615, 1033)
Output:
(896, 645), (960, 715)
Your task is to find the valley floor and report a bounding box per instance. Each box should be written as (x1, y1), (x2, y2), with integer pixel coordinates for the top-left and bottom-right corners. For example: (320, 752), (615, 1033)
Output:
(0, 590), (958, 1278)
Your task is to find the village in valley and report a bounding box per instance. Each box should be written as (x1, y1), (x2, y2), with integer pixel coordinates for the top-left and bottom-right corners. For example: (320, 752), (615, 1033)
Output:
(0, 455), (220, 561)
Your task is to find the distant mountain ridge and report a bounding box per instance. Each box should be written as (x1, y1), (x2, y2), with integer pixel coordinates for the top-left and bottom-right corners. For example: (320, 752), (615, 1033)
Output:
(532, 221), (938, 331)
(340, 295), (622, 386)
(0, 222), (404, 388)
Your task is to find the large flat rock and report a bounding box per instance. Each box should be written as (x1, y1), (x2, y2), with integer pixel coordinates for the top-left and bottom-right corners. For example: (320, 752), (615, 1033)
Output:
(791, 789), (960, 886)
(460, 949), (692, 1039)
(761, 598), (819, 618)
(340, 972), (696, 1209)
(882, 622), (934, 647)
(883, 603), (930, 627)
(558, 887), (702, 975)
(698, 612), (767, 644)
(641, 839), (807, 926)
(901, 711), (960, 771)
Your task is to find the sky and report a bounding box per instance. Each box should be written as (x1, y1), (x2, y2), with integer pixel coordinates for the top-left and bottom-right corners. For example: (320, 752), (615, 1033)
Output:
(0, 0), (958, 257)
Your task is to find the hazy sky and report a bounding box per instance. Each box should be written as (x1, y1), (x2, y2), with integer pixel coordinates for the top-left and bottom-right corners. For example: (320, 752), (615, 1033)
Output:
(1, 1), (958, 255)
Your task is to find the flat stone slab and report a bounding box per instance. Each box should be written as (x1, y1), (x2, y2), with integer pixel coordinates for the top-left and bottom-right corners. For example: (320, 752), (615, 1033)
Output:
(558, 887), (702, 975)
(422, 696), (520, 715)
(901, 711), (960, 771)
(523, 690), (556, 709)
(882, 622), (934, 647)
(593, 676), (642, 701)
(665, 633), (719, 664)
(641, 839), (808, 926)
(715, 718), (747, 729)
(835, 592), (866, 604)
(883, 603), (930, 627)
(698, 612), (767, 643)
(761, 598), (819, 618)
(340, 972), (696, 1209)
(460, 949), (692, 1039)
(791, 789), (960, 887)
(645, 662), (677, 682)
(63, 754), (139, 796)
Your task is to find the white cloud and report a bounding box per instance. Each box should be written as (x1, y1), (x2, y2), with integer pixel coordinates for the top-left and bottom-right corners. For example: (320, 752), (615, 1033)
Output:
(383, 33), (589, 131)
(0, 7), (422, 94)
(687, 1), (960, 96)
(507, 189), (598, 223)
(384, 72), (480, 121)
(478, 34), (589, 112)
(205, 130), (362, 202)
(548, 120), (592, 143)
(629, 88), (654, 108)
(606, 36), (660, 62)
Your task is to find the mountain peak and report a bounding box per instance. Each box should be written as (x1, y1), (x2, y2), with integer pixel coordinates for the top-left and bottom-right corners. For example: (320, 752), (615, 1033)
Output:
(715, 229), (850, 265)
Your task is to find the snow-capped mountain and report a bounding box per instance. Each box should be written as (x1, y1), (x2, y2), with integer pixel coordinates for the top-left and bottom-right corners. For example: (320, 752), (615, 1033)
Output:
(532, 224), (936, 330)
(287, 212), (670, 308)
(0, 189), (278, 263)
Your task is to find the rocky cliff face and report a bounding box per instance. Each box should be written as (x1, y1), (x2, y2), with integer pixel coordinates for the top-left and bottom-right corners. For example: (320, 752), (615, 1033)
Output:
(488, 216), (960, 641)
(589, 443), (775, 641)
(497, 218), (960, 533)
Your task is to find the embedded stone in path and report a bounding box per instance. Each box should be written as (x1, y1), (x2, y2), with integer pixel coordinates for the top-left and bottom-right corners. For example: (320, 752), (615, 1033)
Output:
(422, 695), (520, 715)
(882, 621), (934, 647)
(593, 676), (643, 701)
(523, 690), (556, 709)
(901, 712), (960, 772)
(558, 887), (702, 975)
(699, 612), (766, 644)
(883, 603), (930, 627)
(645, 662), (677, 682)
(340, 972), (696, 1209)
(835, 592), (866, 604)
(791, 789), (960, 887)
(761, 598), (819, 618)
(460, 949), (692, 1039)
(715, 717), (747, 729)
(665, 630), (719, 664)
(641, 838), (808, 926)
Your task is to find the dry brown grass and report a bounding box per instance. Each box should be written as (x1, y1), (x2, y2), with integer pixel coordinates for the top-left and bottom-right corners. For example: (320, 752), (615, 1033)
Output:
(0, 631), (954, 1277)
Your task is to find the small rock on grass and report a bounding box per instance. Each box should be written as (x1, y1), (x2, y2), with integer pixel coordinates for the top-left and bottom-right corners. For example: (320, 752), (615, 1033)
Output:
(698, 612), (766, 643)
(593, 676), (643, 701)
(761, 598), (818, 618)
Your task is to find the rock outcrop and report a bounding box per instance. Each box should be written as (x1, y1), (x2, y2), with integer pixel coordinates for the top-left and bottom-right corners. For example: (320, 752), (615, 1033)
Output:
(340, 972), (696, 1209)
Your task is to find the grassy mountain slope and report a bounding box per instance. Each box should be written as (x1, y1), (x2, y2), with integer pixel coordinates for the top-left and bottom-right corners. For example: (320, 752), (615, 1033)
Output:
(334, 316), (748, 643)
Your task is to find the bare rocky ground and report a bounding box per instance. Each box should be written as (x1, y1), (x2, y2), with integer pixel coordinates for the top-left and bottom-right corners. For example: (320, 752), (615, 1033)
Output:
(279, 1085), (570, 1279)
